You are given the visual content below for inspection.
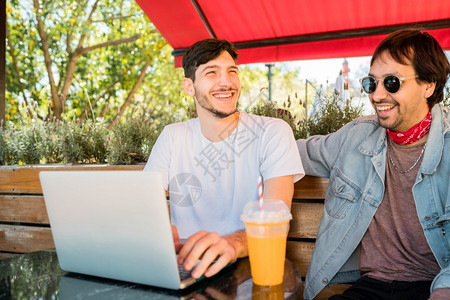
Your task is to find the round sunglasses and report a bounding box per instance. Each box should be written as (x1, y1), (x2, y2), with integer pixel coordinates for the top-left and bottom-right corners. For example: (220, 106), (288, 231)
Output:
(359, 75), (418, 94)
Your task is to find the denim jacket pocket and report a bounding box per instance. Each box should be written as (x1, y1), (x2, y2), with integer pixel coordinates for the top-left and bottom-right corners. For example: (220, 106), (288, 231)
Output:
(325, 175), (361, 219)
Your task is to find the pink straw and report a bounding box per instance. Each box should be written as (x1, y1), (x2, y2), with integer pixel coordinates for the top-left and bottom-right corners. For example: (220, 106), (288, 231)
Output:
(258, 176), (263, 210)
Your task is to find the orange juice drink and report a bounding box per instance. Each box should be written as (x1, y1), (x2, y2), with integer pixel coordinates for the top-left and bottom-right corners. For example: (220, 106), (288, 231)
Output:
(241, 200), (292, 286)
(246, 226), (288, 286)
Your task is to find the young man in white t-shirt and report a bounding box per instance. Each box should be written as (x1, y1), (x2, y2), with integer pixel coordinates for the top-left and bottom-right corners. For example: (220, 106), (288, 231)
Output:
(144, 38), (304, 280)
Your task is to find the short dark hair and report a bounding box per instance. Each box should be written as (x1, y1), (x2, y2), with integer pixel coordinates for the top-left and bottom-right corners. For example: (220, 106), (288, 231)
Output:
(371, 29), (450, 106)
(182, 39), (238, 81)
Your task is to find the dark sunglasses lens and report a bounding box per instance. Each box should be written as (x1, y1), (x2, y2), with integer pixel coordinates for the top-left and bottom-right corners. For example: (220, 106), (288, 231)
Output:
(384, 76), (401, 93)
(361, 77), (376, 94)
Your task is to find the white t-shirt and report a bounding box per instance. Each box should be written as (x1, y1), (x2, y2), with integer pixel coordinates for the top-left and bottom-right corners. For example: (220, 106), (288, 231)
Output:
(144, 112), (304, 238)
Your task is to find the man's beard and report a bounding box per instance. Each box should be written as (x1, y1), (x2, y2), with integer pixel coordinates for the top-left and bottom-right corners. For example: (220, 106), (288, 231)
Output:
(195, 89), (239, 119)
(204, 106), (238, 119)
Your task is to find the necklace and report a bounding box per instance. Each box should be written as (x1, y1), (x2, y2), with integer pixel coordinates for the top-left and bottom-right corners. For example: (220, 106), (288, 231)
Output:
(388, 140), (427, 174)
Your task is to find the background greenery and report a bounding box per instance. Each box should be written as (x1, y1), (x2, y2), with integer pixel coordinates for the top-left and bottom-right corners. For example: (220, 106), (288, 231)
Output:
(6, 0), (325, 128)
(6, 0), (187, 125)
(4, 1), (447, 166)
(0, 94), (365, 165)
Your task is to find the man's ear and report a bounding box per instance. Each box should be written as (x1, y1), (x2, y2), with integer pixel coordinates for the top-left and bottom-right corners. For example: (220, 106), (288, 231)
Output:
(183, 78), (195, 97)
(424, 81), (436, 99)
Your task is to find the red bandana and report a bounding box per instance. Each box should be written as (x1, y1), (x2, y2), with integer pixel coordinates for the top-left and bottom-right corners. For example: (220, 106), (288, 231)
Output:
(387, 110), (432, 145)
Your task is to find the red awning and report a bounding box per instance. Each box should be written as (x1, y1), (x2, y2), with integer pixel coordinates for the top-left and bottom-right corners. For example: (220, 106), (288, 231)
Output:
(135, 0), (450, 67)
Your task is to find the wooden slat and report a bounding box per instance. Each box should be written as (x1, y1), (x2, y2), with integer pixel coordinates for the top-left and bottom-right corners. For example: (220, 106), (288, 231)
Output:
(289, 202), (323, 239)
(0, 165), (324, 195)
(0, 195), (49, 224)
(0, 225), (54, 253)
(294, 176), (329, 200)
(0, 164), (144, 194)
(286, 240), (315, 278)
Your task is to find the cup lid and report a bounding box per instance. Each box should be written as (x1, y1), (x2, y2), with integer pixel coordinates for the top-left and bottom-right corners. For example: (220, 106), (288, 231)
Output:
(241, 199), (292, 223)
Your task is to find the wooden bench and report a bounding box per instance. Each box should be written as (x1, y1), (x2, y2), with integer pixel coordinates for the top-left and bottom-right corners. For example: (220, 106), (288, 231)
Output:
(0, 164), (348, 298)
(288, 175), (351, 298)
(0, 164), (141, 260)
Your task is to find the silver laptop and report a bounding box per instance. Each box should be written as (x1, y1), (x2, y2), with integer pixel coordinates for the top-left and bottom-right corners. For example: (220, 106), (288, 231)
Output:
(40, 170), (199, 290)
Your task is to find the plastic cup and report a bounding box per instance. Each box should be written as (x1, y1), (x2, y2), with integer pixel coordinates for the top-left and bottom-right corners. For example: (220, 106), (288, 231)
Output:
(252, 283), (284, 299)
(241, 200), (292, 286)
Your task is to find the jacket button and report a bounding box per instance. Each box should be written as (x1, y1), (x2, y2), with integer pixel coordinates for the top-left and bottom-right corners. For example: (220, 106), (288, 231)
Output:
(377, 162), (381, 166)
(322, 278), (329, 284)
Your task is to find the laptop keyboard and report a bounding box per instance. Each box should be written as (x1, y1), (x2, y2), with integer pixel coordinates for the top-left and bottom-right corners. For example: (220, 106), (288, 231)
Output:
(178, 264), (194, 281)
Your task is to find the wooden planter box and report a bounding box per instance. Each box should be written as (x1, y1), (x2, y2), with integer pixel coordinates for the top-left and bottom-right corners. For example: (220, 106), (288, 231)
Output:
(0, 164), (329, 279)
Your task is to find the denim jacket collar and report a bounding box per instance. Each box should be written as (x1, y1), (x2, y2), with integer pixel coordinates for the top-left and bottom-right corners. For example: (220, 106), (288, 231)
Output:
(420, 104), (446, 175)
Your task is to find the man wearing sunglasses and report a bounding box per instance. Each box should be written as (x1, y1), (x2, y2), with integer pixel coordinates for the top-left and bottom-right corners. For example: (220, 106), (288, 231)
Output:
(298, 29), (450, 299)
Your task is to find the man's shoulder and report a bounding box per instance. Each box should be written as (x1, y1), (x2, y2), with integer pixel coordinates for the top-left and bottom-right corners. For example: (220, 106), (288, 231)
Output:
(321, 115), (381, 144)
(343, 114), (380, 132)
(241, 112), (291, 129)
(163, 118), (199, 132)
(352, 114), (378, 125)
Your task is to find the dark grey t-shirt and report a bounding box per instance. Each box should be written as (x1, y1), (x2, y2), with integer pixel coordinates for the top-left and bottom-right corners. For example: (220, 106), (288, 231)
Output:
(360, 138), (440, 281)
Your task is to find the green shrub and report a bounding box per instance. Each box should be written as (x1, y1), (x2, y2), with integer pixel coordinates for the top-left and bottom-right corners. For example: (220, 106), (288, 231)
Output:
(247, 101), (297, 129)
(106, 118), (161, 165)
(0, 114), (166, 165)
(16, 86), (450, 165)
(0, 123), (10, 165)
(248, 92), (364, 139)
(0, 120), (109, 165)
(34, 121), (62, 164)
(303, 94), (364, 137)
(55, 120), (109, 164)
(1, 123), (42, 165)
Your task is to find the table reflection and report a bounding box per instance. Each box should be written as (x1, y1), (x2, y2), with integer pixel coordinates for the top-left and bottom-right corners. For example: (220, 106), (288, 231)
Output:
(0, 250), (302, 299)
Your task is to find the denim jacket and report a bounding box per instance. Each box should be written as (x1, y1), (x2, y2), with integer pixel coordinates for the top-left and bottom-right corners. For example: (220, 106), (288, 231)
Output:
(297, 104), (450, 300)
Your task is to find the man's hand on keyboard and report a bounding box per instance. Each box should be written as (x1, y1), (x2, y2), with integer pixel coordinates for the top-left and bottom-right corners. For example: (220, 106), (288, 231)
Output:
(176, 230), (247, 279)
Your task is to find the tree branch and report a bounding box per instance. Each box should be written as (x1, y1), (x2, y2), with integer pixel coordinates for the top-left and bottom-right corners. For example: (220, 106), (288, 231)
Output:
(100, 94), (111, 118)
(91, 14), (135, 23)
(79, 77), (121, 122)
(87, 0), (101, 22)
(33, 0), (62, 118)
(77, 34), (141, 56)
(73, 0), (100, 52)
(57, 0), (102, 118)
(108, 59), (152, 129)
(79, 56), (149, 122)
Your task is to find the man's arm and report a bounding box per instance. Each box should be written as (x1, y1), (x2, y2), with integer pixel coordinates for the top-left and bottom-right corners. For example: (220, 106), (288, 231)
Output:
(262, 175), (294, 209)
(143, 126), (171, 189)
(296, 117), (360, 178)
(177, 174), (294, 279)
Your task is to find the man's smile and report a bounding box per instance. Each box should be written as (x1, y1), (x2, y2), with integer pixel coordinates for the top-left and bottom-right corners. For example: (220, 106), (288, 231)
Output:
(373, 103), (397, 118)
(211, 90), (236, 100)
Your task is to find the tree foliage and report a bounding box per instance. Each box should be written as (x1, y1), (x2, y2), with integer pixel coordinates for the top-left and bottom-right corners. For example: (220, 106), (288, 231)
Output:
(6, 0), (185, 126)
(6, 0), (328, 130)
